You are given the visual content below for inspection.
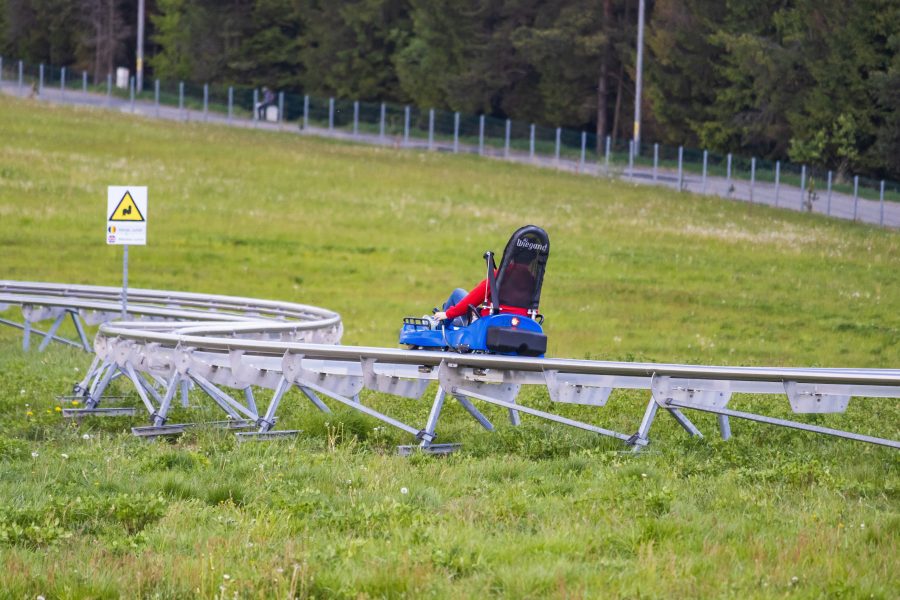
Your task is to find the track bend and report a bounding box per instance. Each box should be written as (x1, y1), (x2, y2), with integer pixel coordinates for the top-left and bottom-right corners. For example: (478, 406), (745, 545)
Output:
(1, 280), (898, 450)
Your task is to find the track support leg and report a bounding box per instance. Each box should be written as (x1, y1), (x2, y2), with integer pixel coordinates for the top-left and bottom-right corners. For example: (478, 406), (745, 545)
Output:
(37, 313), (67, 352)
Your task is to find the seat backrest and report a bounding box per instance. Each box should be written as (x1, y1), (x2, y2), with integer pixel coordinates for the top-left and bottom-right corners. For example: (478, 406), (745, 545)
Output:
(495, 225), (550, 311)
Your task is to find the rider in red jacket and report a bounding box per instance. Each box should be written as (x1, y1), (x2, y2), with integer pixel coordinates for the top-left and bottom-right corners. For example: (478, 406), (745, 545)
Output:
(434, 277), (530, 322)
(433, 254), (537, 324)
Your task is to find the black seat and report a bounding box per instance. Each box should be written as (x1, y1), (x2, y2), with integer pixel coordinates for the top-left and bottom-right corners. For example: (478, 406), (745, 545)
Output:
(493, 225), (550, 314)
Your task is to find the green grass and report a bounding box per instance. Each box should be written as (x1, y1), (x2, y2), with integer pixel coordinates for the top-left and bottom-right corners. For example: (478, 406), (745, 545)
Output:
(0, 94), (898, 598)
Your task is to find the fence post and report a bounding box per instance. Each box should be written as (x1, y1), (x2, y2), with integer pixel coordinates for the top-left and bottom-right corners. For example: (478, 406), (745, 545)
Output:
(82, 71), (87, 94)
(453, 112), (460, 153)
(203, 84), (208, 121)
(478, 115), (485, 156)
(227, 86), (232, 122)
(774, 161), (781, 207)
(750, 157), (756, 203)
(652, 143), (659, 181)
(278, 92), (285, 129)
(38, 63), (44, 97)
(853, 175), (859, 220)
(604, 135), (611, 173)
(800, 165), (806, 210)
(726, 153), (733, 196)
(60, 66), (65, 97)
(428, 108), (434, 150)
(379, 102), (386, 139)
(504, 119), (511, 158)
(628, 140), (634, 179)
(106, 73), (112, 107)
(879, 180), (885, 227)
(403, 106), (410, 144)
(677, 146), (684, 191)
(353, 100), (359, 136)
(826, 171), (833, 216)
(129, 76), (135, 112)
(701, 150), (708, 194)
(328, 97), (334, 131)
(529, 124), (535, 160)
(179, 81), (185, 120)
(18, 60), (23, 93)
(555, 127), (561, 164)
(580, 131), (586, 172)
(303, 95), (309, 130)
(156, 80), (161, 118)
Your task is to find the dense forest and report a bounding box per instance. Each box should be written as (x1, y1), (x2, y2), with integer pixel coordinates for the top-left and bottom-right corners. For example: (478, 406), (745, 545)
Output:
(2, 0), (898, 179)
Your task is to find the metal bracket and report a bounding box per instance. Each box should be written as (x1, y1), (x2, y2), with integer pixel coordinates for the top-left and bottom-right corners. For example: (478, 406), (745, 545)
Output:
(543, 370), (612, 406)
(439, 361), (521, 425)
(397, 443), (461, 456)
(665, 378), (732, 409)
(236, 430), (301, 442)
(283, 353), (364, 398)
(63, 407), (136, 418)
(438, 362), (520, 404)
(784, 381), (850, 413)
(651, 374), (704, 438)
(361, 358), (429, 399)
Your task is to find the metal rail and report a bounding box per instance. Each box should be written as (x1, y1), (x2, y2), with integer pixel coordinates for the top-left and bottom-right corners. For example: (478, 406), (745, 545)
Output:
(1, 281), (898, 450)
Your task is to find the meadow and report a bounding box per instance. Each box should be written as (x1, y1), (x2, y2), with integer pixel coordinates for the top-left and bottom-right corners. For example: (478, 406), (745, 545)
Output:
(0, 94), (898, 598)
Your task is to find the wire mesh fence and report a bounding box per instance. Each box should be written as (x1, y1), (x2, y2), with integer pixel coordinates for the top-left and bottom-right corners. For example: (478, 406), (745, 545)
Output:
(2, 56), (899, 223)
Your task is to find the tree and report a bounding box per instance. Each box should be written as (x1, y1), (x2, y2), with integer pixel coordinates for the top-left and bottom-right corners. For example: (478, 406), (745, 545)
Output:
(3, 0), (80, 67)
(151, 0), (253, 83)
(510, 1), (608, 128)
(299, 0), (410, 100)
(80, 0), (131, 83)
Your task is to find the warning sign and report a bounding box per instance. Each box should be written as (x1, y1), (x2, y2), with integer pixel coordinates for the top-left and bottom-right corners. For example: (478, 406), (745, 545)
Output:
(107, 186), (147, 245)
(109, 191), (145, 222)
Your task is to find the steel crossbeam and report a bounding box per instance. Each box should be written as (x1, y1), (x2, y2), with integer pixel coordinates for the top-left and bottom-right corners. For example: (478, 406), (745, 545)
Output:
(1, 281), (898, 451)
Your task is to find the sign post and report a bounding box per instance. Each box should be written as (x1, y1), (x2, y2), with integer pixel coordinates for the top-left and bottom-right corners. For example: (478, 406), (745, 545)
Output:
(107, 186), (148, 318)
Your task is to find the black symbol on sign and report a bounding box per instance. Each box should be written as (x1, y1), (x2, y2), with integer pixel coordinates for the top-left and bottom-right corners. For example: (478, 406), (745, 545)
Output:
(123, 206), (132, 216)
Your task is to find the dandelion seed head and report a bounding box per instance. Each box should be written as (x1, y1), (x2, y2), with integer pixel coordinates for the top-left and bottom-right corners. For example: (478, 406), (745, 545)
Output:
(401, 487), (409, 495)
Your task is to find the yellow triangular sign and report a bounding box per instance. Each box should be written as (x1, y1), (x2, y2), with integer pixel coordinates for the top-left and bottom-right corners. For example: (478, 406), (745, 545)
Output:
(109, 191), (145, 222)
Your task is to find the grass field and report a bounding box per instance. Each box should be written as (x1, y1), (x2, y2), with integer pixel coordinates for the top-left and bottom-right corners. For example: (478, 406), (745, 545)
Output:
(0, 94), (898, 598)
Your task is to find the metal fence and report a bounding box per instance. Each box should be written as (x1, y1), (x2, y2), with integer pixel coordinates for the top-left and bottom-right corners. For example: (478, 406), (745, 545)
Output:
(2, 57), (898, 226)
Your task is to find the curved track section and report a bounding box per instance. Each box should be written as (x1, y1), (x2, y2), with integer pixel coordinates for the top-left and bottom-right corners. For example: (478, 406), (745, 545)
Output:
(1, 280), (898, 450)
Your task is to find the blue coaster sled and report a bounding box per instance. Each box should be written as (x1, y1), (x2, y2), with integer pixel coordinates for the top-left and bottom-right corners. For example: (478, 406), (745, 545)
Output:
(399, 225), (550, 357)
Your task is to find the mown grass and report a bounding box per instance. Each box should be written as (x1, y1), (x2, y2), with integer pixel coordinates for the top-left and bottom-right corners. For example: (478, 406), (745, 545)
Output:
(0, 94), (898, 598)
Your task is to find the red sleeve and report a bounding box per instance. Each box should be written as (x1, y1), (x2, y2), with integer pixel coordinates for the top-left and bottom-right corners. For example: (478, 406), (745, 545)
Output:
(445, 279), (488, 319)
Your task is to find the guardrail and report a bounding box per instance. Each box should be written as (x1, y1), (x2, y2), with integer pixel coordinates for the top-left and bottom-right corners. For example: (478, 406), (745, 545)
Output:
(1, 281), (898, 451)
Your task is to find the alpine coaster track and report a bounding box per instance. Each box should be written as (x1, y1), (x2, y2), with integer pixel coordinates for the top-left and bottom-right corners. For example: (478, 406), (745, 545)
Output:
(1, 280), (898, 451)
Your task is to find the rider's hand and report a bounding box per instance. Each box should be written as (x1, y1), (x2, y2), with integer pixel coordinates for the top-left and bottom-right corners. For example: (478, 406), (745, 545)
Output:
(433, 311), (448, 321)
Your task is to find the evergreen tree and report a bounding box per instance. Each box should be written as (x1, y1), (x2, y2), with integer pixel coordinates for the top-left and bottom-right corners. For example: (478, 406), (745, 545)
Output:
(300, 0), (410, 100)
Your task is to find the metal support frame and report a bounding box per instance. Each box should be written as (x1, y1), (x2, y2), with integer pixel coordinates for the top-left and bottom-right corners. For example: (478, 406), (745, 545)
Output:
(3, 308), (91, 352)
(4, 282), (899, 452)
(666, 401), (899, 449)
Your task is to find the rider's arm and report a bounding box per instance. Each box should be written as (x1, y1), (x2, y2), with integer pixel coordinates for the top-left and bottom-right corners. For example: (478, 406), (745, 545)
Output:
(437, 279), (488, 321)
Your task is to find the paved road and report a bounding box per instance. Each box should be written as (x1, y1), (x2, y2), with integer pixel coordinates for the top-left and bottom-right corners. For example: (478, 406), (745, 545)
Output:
(3, 83), (897, 229)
